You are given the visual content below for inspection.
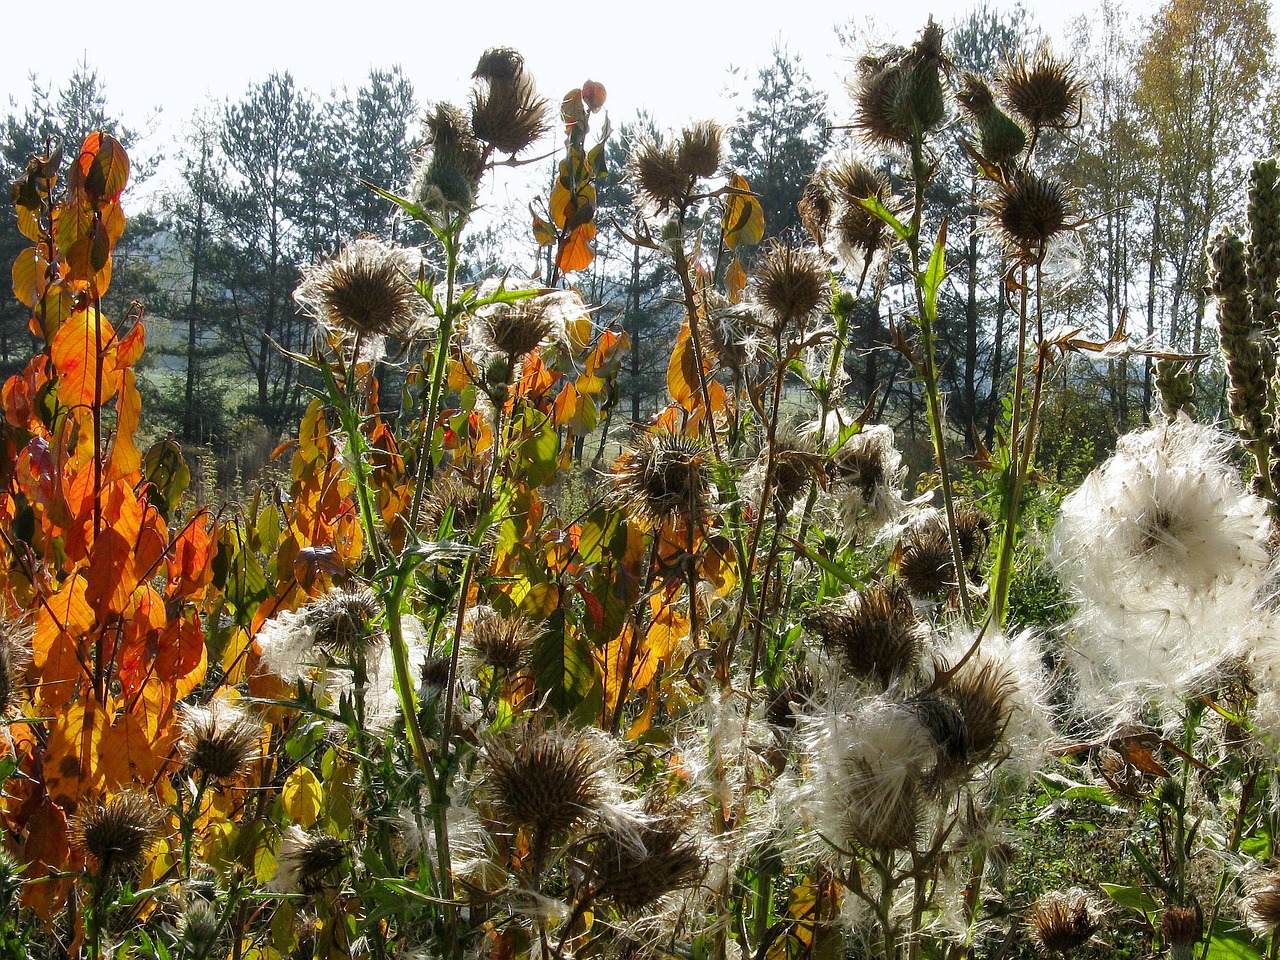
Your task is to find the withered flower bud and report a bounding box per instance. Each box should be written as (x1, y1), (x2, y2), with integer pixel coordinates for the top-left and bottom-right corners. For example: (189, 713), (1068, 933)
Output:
(677, 121), (723, 180)
(754, 242), (829, 333)
(471, 47), (551, 157)
(590, 814), (703, 912)
(990, 172), (1071, 257)
(630, 138), (690, 213)
(1029, 888), (1102, 954)
(803, 582), (923, 689)
(482, 726), (606, 839)
(179, 700), (261, 782)
(415, 102), (487, 212)
(309, 587), (383, 660)
(72, 792), (163, 878)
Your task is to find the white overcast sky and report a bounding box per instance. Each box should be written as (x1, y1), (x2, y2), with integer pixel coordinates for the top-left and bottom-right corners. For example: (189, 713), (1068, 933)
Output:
(3, 0), (1197, 211)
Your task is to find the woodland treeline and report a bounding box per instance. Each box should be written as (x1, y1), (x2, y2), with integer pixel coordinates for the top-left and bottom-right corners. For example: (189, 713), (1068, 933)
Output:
(2, 0), (1275, 487)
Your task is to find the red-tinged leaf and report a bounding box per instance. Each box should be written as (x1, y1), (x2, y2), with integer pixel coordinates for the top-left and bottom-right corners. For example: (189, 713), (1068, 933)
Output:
(560, 89), (587, 126)
(33, 573), (94, 705)
(74, 132), (130, 206)
(100, 705), (165, 789)
(105, 368), (143, 483)
(722, 174), (765, 251)
(19, 800), (73, 922)
(552, 380), (580, 428)
(83, 482), (147, 616)
(51, 305), (119, 410)
(12, 245), (48, 308)
(115, 319), (145, 367)
(169, 515), (216, 597)
(556, 222), (596, 274)
(581, 80), (606, 112)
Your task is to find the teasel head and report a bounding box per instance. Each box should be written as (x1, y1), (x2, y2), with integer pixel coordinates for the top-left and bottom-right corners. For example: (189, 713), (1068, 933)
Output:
(294, 237), (424, 341)
(611, 431), (712, 529)
(467, 606), (538, 674)
(630, 137), (691, 214)
(470, 47), (550, 157)
(271, 826), (347, 895)
(472, 294), (557, 360)
(1161, 904), (1202, 959)
(0, 617), (30, 715)
(72, 792), (163, 879)
(764, 669), (815, 730)
(589, 811), (704, 913)
(413, 102), (486, 213)
(935, 655), (1015, 764)
(308, 587), (384, 661)
(803, 582), (924, 689)
(1029, 888), (1102, 954)
(826, 157), (897, 270)
(957, 72), (1027, 167)
(677, 121), (723, 180)
(178, 699), (262, 782)
(481, 725), (608, 842)
(853, 19), (948, 148)
(990, 171), (1072, 260)
(753, 242), (830, 338)
(1000, 46), (1083, 132)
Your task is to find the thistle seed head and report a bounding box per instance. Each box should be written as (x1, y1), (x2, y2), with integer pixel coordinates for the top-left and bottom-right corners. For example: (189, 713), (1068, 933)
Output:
(590, 814), (703, 913)
(896, 523), (956, 599)
(1029, 888), (1102, 954)
(1246, 872), (1280, 935)
(178, 699), (262, 782)
(421, 655), (452, 691)
(908, 694), (969, 774)
(1000, 46), (1083, 131)
(308, 587), (383, 661)
(754, 242), (829, 333)
(178, 900), (221, 957)
(828, 158), (896, 262)
(72, 792), (162, 877)
(798, 177), (833, 245)
(677, 121), (723, 180)
(482, 726), (606, 838)
(0, 617), (30, 715)
(853, 20), (948, 148)
(937, 656), (1015, 763)
(611, 431), (711, 528)
(630, 138), (689, 213)
(1161, 904), (1202, 949)
(990, 172), (1071, 256)
(472, 295), (556, 358)
(272, 827), (347, 895)
(470, 47), (550, 157)
(294, 237), (423, 340)
(803, 582), (923, 689)
(421, 473), (482, 538)
(414, 102), (486, 212)
(468, 606), (538, 673)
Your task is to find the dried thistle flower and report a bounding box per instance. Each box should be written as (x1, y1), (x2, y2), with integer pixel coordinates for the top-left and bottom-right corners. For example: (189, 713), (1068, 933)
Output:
(1161, 904), (1201, 957)
(937, 656), (1015, 764)
(1247, 872), (1280, 935)
(908, 694), (969, 775)
(826, 157), (897, 269)
(853, 19), (948, 148)
(72, 792), (162, 878)
(271, 826), (347, 895)
(421, 655), (452, 691)
(178, 699), (261, 782)
(421, 473), (482, 538)
(630, 137), (689, 213)
(482, 726), (606, 840)
(413, 102), (486, 213)
(1000, 46), (1083, 131)
(803, 582), (923, 689)
(309, 587), (383, 660)
(470, 47), (550, 156)
(294, 237), (423, 340)
(798, 177), (833, 245)
(754, 242), (829, 334)
(896, 523), (956, 599)
(590, 813), (703, 912)
(677, 121), (723, 180)
(611, 431), (711, 528)
(990, 172), (1071, 257)
(472, 294), (557, 358)
(1029, 888), (1102, 954)
(468, 606), (538, 673)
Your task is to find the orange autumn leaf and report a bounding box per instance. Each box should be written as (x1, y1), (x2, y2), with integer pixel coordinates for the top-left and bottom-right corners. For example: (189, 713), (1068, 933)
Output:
(168, 514), (216, 597)
(556, 222), (596, 274)
(72, 132), (130, 207)
(50, 305), (119, 410)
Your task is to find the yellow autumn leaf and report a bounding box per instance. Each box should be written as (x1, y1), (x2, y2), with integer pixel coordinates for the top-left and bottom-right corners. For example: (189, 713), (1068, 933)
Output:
(281, 766), (323, 828)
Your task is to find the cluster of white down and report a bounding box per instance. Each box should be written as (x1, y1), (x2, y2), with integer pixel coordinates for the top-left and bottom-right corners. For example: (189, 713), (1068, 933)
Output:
(1051, 415), (1273, 713)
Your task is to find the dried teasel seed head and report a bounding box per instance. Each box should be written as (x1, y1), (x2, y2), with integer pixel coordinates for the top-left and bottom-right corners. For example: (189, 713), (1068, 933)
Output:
(415, 102), (487, 212)
(294, 237), (423, 340)
(468, 606), (538, 673)
(72, 792), (163, 877)
(611, 431), (711, 528)
(472, 295), (556, 358)
(990, 172), (1071, 256)
(179, 700), (261, 781)
(1246, 872), (1280, 935)
(470, 47), (550, 157)
(1161, 904), (1202, 952)
(1000, 45), (1083, 132)
(803, 582), (923, 689)
(590, 813), (703, 912)
(272, 827), (347, 895)
(936, 655), (1015, 763)
(677, 121), (723, 180)
(630, 138), (689, 213)
(1029, 888), (1102, 954)
(754, 242), (829, 332)
(309, 587), (383, 660)
(482, 726), (606, 839)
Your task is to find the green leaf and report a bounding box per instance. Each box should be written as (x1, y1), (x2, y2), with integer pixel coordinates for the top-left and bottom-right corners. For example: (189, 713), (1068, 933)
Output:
(1099, 883), (1159, 921)
(514, 410), (560, 487)
(857, 194), (911, 242)
(922, 219), (948, 323)
(1206, 920), (1264, 960)
(532, 606), (596, 715)
(578, 506), (621, 566)
(785, 536), (861, 589)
